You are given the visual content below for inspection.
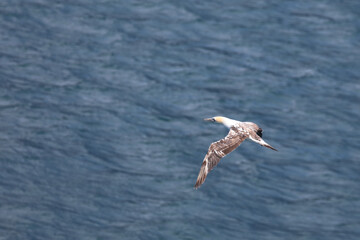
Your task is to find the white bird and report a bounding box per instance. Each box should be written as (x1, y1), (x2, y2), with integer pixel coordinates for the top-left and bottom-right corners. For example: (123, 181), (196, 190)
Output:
(195, 116), (277, 189)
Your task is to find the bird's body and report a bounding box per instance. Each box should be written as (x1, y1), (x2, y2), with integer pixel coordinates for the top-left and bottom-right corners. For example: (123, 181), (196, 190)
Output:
(195, 116), (277, 189)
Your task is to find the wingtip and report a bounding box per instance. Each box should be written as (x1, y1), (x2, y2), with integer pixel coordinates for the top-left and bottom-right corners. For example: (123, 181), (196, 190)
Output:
(194, 182), (201, 189)
(194, 178), (206, 189)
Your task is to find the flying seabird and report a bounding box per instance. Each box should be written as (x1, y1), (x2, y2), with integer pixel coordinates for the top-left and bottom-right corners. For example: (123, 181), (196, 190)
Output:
(195, 116), (277, 189)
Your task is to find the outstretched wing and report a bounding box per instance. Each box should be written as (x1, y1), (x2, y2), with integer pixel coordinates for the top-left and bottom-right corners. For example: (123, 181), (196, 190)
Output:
(194, 126), (248, 189)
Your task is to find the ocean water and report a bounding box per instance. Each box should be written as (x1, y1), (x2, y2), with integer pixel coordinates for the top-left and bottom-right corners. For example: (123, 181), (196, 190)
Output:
(0, 1), (359, 239)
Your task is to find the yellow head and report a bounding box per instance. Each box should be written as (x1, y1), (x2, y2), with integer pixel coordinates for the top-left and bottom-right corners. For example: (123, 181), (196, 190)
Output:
(204, 116), (225, 123)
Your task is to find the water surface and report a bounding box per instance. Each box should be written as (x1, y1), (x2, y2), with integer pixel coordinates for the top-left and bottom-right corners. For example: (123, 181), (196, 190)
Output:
(0, 1), (359, 239)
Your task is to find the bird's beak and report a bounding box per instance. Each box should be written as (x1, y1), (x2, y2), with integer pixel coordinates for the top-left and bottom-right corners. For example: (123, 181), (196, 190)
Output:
(204, 118), (215, 122)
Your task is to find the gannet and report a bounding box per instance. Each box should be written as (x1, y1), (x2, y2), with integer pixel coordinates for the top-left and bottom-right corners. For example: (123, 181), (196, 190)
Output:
(195, 116), (277, 189)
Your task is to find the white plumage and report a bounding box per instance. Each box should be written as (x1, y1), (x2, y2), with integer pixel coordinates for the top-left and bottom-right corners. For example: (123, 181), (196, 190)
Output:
(195, 116), (277, 189)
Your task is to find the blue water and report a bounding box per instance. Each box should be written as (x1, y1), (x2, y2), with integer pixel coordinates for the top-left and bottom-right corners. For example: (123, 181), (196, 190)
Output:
(0, 1), (359, 239)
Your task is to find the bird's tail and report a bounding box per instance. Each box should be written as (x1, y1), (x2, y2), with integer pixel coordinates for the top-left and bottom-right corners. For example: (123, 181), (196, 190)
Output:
(263, 143), (278, 151)
(249, 134), (278, 151)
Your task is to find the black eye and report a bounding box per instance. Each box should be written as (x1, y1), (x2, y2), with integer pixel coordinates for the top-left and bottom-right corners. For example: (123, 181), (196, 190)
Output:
(212, 118), (216, 122)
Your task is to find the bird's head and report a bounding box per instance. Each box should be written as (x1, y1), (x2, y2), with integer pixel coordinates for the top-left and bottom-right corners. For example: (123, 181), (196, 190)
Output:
(204, 116), (225, 123)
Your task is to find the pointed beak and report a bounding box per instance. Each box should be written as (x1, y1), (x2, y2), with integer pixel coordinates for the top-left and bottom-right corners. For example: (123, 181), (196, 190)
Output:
(204, 118), (215, 122)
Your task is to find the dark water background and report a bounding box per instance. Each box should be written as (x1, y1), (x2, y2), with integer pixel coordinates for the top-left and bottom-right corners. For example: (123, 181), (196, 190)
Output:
(0, 1), (359, 239)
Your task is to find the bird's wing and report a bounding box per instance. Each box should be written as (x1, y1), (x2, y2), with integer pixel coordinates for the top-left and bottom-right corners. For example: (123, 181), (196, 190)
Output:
(244, 122), (277, 151)
(244, 122), (262, 137)
(248, 130), (278, 151)
(194, 126), (248, 189)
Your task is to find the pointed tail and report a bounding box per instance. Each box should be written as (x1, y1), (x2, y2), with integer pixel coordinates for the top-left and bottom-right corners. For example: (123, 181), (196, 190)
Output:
(263, 144), (278, 151)
(249, 134), (278, 151)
